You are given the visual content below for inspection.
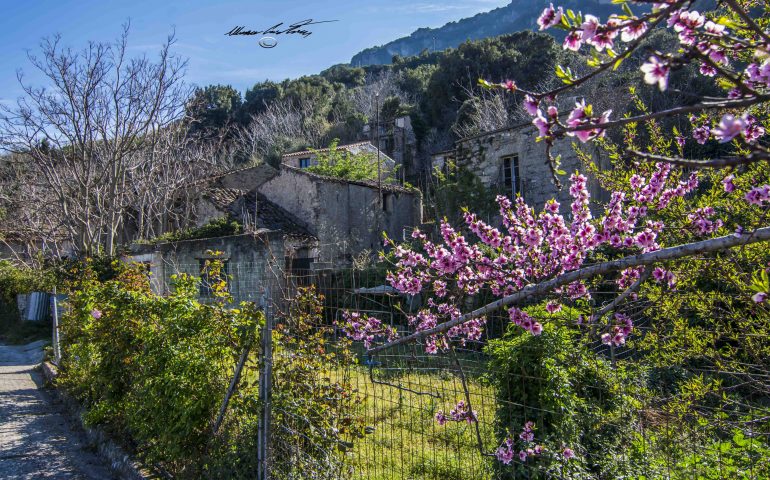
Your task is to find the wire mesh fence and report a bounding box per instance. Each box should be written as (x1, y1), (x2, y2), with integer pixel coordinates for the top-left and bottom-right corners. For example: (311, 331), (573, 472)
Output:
(152, 256), (770, 480)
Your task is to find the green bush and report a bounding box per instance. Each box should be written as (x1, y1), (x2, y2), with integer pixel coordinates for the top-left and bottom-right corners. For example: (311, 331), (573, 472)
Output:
(59, 260), (262, 474)
(306, 138), (390, 182)
(0, 261), (55, 343)
(145, 216), (242, 245)
(0, 260), (54, 304)
(486, 305), (639, 479)
(58, 262), (365, 478)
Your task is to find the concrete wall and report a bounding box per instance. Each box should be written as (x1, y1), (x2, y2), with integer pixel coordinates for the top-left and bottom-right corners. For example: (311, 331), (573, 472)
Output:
(453, 123), (607, 214)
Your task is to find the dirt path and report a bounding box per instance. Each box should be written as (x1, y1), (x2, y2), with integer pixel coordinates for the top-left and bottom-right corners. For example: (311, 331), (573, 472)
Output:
(0, 341), (116, 479)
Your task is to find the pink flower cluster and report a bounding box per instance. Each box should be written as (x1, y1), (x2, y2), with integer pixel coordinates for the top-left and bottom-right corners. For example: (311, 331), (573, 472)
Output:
(537, 2), (649, 53)
(339, 311), (397, 349)
(745, 185), (770, 206)
(523, 96), (612, 142)
(745, 61), (770, 89)
(601, 313), (633, 347)
(495, 421), (546, 464)
(687, 112), (764, 145)
(509, 308), (543, 335)
(566, 99), (612, 142)
(435, 400), (478, 425)
(688, 207), (723, 235)
(652, 267), (676, 288)
(713, 114), (766, 143)
(386, 165), (710, 351)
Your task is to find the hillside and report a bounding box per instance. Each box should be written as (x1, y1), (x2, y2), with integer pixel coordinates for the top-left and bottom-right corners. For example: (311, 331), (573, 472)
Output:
(350, 0), (618, 66)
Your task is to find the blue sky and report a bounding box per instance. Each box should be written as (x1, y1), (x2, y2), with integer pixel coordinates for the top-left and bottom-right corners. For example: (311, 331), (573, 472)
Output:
(0, 0), (509, 103)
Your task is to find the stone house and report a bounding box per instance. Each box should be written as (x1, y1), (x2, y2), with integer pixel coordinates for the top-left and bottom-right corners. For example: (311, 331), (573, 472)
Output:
(432, 121), (608, 214)
(128, 233), (296, 304)
(129, 162), (423, 298)
(0, 229), (75, 263)
(257, 165), (422, 268)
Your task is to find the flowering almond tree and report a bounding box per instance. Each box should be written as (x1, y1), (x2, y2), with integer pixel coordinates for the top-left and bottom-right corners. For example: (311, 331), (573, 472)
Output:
(342, 0), (770, 468)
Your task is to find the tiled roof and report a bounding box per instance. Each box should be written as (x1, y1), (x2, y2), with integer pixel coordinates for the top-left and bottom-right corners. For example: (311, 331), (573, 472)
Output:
(203, 188), (241, 211)
(204, 188), (315, 240)
(237, 191), (315, 240)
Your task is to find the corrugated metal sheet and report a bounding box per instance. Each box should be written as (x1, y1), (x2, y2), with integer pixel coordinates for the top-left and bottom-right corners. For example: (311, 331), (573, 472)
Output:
(24, 292), (50, 321)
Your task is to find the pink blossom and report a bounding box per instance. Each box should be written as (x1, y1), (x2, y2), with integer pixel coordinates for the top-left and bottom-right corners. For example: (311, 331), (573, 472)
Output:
(713, 114), (746, 143)
(692, 125), (710, 144)
(340, 311), (398, 349)
(699, 63), (717, 77)
(746, 61), (770, 87)
(566, 100), (611, 142)
(91, 309), (102, 319)
(581, 15), (600, 42)
(537, 3), (563, 30)
(547, 105), (558, 117)
(563, 447), (575, 460)
(745, 185), (770, 205)
(563, 30), (583, 51)
(435, 411), (447, 425)
(722, 175), (735, 193)
(531, 322), (543, 336)
(523, 95), (539, 116)
(641, 56), (670, 91)
(621, 20), (648, 42)
(532, 110), (551, 138)
(673, 10), (705, 32)
(703, 20), (726, 36)
(741, 115), (765, 143)
(545, 301), (562, 313)
(448, 400), (478, 424)
(496, 444), (514, 464)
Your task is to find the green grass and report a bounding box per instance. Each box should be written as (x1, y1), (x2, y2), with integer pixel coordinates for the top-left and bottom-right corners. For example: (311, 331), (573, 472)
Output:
(340, 367), (498, 480)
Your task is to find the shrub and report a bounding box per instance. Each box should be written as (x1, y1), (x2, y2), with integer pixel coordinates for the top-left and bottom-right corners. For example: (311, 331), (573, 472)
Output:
(58, 259), (262, 475)
(58, 262), (365, 478)
(486, 305), (639, 479)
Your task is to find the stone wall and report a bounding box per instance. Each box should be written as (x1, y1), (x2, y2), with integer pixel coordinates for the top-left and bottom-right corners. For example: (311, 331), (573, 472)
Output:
(128, 233), (286, 304)
(453, 122), (608, 214)
(258, 167), (422, 267)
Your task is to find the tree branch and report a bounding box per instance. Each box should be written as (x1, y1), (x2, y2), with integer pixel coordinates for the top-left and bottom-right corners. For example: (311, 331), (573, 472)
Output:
(626, 148), (770, 168)
(369, 227), (770, 354)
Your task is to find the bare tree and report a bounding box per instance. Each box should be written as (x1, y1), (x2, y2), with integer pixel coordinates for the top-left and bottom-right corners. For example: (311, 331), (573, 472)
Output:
(233, 97), (326, 162)
(0, 24), (190, 256)
(128, 126), (229, 240)
(346, 71), (412, 119)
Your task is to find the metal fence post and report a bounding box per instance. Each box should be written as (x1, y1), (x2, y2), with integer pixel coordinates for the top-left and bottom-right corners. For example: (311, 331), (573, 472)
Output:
(51, 286), (61, 365)
(257, 286), (273, 480)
